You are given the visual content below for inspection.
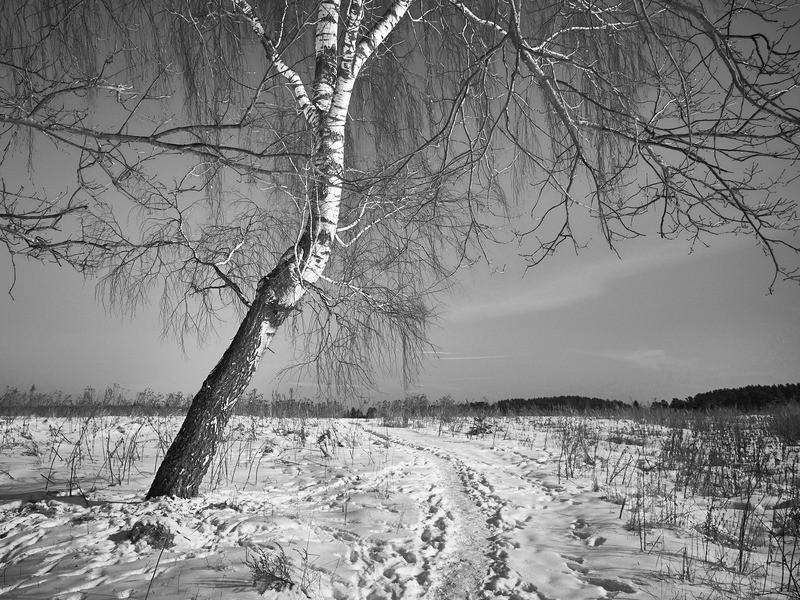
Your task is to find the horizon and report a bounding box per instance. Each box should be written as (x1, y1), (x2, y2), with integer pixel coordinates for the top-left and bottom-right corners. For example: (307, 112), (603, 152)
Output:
(3, 379), (799, 407)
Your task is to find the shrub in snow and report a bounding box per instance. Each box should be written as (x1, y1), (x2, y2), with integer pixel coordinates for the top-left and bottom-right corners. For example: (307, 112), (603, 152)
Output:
(128, 518), (175, 548)
(246, 543), (304, 596)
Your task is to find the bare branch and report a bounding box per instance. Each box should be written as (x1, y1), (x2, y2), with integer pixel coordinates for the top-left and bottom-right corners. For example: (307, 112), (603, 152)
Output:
(230, 0), (321, 128)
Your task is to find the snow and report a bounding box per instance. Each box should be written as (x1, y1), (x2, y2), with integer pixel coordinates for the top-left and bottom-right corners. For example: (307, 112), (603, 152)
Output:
(0, 414), (796, 599)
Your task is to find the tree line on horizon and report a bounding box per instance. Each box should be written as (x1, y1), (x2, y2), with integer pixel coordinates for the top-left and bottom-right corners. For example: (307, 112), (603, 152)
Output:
(473, 383), (800, 413)
(651, 383), (800, 412)
(1, 382), (798, 417)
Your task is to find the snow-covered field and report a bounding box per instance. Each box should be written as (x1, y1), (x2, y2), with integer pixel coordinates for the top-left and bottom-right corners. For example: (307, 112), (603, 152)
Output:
(1, 413), (798, 599)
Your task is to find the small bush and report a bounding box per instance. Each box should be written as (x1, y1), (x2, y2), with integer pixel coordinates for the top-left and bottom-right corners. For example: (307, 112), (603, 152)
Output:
(246, 543), (299, 595)
(769, 407), (800, 446)
(129, 519), (175, 548)
(466, 417), (493, 438)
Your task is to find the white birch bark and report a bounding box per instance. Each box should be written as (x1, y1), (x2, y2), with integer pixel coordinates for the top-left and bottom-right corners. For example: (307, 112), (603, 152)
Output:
(241, 0), (415, 388)
(230, 0), (414, 363)
(313, 0), (341, 112)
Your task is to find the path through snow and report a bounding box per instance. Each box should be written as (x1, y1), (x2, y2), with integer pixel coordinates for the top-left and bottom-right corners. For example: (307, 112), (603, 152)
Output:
(383, 427), (643, 600)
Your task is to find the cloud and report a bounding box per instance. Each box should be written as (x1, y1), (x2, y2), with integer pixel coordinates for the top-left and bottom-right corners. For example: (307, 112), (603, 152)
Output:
(446, 241), (697, 322)
(577, 347), (693, 372)
(424, 351), (522, 361)
(438, 354), (521, 361)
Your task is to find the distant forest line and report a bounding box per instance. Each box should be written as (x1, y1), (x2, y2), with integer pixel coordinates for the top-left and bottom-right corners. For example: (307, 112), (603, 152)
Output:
(474, 382), (800, 414)
(1, 382), (798, 418)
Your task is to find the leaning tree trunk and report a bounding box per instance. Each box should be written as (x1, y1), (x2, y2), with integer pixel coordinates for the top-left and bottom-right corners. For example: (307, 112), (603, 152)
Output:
(146, 159), (341, 498)
(145, 259), (299, 498)
(147, 121), (345, 499)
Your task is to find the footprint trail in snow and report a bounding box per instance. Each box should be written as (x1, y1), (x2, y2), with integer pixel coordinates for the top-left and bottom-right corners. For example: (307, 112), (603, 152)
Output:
(382, 427), (645, 600)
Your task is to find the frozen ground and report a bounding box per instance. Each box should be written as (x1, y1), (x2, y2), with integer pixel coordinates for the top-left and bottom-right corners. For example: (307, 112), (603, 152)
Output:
(0, 415), (796, 599)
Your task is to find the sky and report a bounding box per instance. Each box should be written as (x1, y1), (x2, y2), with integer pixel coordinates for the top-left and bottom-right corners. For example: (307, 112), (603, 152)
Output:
(1, 228), (798, 404)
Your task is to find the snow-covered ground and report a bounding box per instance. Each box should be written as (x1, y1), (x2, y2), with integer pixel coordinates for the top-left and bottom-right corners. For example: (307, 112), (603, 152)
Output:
(0, 414), (797, 599)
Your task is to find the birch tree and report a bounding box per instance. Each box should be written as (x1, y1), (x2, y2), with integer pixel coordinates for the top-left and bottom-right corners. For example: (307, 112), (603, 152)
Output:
(1, 0), (798, 497)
